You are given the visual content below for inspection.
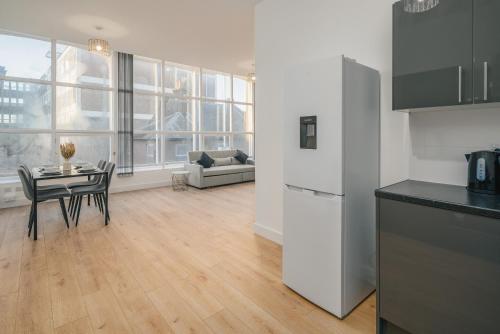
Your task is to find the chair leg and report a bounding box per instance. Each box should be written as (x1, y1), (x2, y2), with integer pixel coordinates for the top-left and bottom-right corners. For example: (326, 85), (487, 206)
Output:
(59, 198), (69, 229)
(96, 193), (103, 213)
(93, 194), (98, 207)
(88, 194), (91, 206)
(99, 194), (105, 215)
(71, 195), (80, 220)
(75, 196), (83, 226)
(28, 204), (33, 228)
(101, 193), (110, 221)
(70, 195), (75, 218)
(106, 199), (110, 222)
(68, 195), (74, 212)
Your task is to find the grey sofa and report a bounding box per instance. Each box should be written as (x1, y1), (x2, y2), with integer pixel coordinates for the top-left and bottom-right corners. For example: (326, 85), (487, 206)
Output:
(184, 150), (255, 188)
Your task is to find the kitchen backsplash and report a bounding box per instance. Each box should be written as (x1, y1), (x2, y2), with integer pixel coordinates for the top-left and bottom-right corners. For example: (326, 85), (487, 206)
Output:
(409, 106), (500, 186)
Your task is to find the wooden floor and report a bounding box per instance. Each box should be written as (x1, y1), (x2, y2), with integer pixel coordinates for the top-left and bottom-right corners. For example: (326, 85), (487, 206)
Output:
(0, 183), (375, 334)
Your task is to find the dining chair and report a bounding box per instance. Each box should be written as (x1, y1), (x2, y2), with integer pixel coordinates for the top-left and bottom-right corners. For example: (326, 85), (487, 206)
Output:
(72, 162), (115, 226)
(68, 160), (106, 214)
(17, 167), (71, 236)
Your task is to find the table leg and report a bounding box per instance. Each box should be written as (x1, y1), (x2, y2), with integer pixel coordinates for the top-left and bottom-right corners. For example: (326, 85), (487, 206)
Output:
(33, 179), (38, 241)
(87, 175), (91, 206)
(104, 173), (109, 225)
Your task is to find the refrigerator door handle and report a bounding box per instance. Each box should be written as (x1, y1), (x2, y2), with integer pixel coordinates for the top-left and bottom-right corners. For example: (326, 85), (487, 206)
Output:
(285, 185), (339, 199)
(313, 191), (338, 199)
(285, 185), (303, 192)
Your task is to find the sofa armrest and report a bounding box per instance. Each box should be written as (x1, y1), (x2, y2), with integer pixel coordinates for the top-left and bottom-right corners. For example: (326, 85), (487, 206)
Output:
(246, 158), (255, 166)
(184, 163), (203, 188)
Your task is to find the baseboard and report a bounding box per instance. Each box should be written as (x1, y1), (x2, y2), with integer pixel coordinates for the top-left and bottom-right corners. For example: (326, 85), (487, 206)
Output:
(110, 180), (171, 194)
(0, 198), (30, 209)
(253, 222), (283, 245)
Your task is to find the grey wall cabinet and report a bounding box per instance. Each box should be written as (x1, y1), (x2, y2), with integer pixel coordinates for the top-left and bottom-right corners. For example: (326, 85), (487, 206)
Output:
(473, 0), (500, 104)
(393, 0), (500, 110)
(393, 0), (473, 110)
(376, 198), (500, 334)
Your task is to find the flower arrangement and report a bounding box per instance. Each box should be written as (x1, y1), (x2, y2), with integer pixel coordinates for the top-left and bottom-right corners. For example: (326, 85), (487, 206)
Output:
(60, 142), (75, 170)
(60, 142), (76, 160)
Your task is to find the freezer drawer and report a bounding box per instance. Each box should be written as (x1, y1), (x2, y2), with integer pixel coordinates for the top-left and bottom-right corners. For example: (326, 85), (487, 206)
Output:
(283, 185), (344, 317)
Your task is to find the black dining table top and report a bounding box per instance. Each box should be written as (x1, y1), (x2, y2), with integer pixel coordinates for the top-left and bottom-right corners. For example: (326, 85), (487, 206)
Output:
(32, 167), (106, 181)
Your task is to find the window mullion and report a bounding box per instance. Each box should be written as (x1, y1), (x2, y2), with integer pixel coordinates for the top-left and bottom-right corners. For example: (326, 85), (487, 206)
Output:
(51, 39), (57, 163)
(160, 60), (165, 167)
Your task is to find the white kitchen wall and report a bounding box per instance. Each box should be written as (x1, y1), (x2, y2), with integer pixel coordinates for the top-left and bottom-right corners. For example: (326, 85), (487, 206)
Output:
(254, 0), (410, 244)
(410, 106), (500, 185)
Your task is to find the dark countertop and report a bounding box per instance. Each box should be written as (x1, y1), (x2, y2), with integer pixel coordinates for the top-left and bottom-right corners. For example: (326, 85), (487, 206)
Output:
(375, 180), (500, 219)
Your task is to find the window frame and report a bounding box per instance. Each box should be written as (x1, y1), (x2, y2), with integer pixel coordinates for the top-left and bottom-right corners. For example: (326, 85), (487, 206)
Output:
(134, 60), (255, 169)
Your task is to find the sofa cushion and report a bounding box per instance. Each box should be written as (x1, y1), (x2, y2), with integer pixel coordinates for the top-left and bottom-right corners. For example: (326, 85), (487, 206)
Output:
(234, 150), (249, 164)
(202, 164), (255, 177)
(213, 157), (233, 167)
(188, 150), (238, 162)
(197, 152), (214, 168)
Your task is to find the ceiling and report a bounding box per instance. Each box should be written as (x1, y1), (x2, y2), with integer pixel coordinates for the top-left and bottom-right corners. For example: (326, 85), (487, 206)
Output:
(0, 0), (258, 75)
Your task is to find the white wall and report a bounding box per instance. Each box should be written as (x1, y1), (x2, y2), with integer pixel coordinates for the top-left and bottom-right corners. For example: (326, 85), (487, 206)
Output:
(409, 106), (500, 185)
(254, 0), (410, 244)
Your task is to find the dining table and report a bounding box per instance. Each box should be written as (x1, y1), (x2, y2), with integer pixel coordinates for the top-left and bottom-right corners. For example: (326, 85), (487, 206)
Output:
(30, 166), (109, 240)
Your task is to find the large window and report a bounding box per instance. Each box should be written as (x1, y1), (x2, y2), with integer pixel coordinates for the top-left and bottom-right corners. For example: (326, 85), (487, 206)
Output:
(133, 59), (255, 167)
(0, 33), (113, 178)
(0, 31), (255, 177)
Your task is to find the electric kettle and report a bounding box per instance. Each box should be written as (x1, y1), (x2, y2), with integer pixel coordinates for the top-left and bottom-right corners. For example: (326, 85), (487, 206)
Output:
(465, 149), (500, 195)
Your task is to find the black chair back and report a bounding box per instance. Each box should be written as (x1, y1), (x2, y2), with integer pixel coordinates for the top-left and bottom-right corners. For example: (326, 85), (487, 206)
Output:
(98, 160), (106, 169)
(19, 164), (32, 185)
(91, 160), (106, 182)
(95, 161), (114, 184)
(17, 168), (33, 201)
(101, 162), (116, 186)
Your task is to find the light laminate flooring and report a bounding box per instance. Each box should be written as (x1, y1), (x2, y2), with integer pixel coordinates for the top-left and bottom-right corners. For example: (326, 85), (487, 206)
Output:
(0, 183), (375, 334)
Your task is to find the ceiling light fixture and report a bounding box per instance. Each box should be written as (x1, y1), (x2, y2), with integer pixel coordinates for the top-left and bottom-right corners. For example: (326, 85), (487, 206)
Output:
(88, 26), (111, 56)
(403, 0), (439, 13)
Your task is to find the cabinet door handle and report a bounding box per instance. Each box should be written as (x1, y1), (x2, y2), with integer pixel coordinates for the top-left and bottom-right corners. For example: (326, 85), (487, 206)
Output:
(484, 61), (488, 101)
(458, 66), (462, 103)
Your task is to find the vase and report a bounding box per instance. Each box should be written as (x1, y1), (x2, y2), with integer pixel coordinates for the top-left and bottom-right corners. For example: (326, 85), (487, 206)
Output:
(63, 159), (71, 171)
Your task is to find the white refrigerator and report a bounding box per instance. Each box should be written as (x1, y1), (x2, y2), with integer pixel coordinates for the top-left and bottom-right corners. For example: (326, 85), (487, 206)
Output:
(283, 55), (380, 319)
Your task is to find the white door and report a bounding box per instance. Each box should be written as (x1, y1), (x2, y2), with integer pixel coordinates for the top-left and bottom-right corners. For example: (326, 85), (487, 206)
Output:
(284, 56), (344, 195)
(283, 185), (344, 317)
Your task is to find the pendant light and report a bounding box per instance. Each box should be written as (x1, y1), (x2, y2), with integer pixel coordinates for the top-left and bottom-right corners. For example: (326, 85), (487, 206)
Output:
(403, 0), (439, 13)
(88, 26), (111, 56)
